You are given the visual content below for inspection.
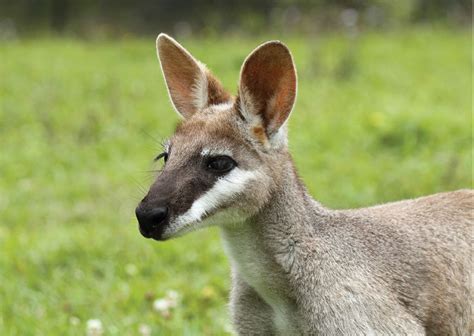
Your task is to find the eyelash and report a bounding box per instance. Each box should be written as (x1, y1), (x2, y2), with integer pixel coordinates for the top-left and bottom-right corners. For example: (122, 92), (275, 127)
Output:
(154, 140), (170, 162)
(154, 152), (168, 162)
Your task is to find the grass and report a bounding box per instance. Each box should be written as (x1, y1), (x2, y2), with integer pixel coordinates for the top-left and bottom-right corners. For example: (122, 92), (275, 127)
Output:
(0, 27), (471, 335)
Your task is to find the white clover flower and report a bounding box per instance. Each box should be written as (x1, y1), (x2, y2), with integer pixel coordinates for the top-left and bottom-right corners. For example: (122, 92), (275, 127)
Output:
(125, 263), (138, 276)
(138, 323), (152, 336)
(153, 290), (180, 318)
(86, 319), (103, 336)
(165, 290), (179, 307)
(153, 298), (170, 312)
(69, 316), (80, 326)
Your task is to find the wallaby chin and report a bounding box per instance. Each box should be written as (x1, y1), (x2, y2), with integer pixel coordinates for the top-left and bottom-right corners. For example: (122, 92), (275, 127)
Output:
(136, 34), (474, 335)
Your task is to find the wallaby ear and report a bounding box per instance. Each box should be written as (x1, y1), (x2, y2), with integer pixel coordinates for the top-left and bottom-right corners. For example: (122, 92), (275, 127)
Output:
(237, 41), (297, 140)
(156, 33), (230, 119)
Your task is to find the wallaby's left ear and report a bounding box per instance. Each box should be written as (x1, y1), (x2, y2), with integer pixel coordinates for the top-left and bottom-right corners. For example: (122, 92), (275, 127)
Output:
(157, 33), (231, 119)
(237, 41), (297, 140)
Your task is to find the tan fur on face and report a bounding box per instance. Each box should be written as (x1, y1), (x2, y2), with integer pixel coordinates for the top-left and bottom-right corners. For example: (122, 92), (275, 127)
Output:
(168, 108), (275, 219)
(252, 126), (268, 146)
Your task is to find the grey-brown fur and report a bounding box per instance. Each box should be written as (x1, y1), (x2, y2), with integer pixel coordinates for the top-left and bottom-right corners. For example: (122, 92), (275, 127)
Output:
(223, 160), (472, 335)
(137, 34), (473, 335)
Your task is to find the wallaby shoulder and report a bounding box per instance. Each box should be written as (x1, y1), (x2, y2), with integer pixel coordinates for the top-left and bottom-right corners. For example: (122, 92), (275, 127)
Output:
(332, 189), (473, 235)
(322, 189), (473, 275)
(315, 189), (473, 334)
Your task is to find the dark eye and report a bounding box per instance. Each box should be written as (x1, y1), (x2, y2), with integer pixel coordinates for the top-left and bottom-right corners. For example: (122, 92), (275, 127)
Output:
(154, 152), (168, 162)
(206, 156), (236, 173)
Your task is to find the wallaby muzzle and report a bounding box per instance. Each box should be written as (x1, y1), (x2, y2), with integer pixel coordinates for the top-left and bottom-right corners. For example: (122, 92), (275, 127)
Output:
(135, 173), (175, 240)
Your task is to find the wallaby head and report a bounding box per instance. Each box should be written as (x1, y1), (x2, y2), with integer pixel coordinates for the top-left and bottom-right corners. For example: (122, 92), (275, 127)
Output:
(136, 34), (297, 240)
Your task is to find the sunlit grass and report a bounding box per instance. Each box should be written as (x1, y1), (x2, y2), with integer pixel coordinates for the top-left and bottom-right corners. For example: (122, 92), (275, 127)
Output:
(0, 27), (471, 334)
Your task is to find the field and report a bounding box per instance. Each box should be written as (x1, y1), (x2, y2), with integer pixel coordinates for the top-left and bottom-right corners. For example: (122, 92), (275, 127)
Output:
(0, 27), (472, 335)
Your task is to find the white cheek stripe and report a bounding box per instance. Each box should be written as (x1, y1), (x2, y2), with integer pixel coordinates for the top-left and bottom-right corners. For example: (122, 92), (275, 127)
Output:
(200, 147), (233, 157)
(170, 168), (258, 233)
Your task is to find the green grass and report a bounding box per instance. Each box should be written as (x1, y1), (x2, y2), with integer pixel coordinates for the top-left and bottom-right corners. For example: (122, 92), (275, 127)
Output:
(0, 27), (471, 335)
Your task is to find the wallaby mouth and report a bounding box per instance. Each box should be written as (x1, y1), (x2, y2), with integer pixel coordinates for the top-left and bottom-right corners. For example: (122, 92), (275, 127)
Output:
(135, 205), (169, 240)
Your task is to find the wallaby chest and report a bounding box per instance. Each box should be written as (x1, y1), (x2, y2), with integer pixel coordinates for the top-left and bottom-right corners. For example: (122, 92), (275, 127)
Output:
(221, 224), (300, 335)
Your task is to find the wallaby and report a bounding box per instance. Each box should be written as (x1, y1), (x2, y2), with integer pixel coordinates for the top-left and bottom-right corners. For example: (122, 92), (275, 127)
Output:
(135, 34), (473, 335)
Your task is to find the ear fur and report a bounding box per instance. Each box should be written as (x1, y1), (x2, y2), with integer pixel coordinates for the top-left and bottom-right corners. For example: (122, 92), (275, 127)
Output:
(236, 41), (297, 144)
(156, 33), (230, 118)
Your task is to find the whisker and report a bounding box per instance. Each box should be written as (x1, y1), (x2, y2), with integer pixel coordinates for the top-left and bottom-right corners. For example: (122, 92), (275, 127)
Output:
(129, 175), (148, 194)
(140, 129), (162, 145)
(147, 169), (163, 174)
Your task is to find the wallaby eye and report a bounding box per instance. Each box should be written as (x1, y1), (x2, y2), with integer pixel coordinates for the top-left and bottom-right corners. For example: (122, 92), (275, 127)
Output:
(206, 156), (236, 173)
(154, 152), (168, 163)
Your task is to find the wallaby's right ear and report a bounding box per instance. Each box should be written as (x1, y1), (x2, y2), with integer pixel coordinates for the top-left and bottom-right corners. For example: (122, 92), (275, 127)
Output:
(237, 41), (297, 145)
(156, 34), (230, 119)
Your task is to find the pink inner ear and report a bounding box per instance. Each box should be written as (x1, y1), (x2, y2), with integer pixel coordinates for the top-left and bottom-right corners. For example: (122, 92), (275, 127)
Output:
(240, 42), (297, 134)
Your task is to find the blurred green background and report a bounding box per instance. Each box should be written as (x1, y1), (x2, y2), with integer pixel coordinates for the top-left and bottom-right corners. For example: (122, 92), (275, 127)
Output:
(0, 1), (472, 335)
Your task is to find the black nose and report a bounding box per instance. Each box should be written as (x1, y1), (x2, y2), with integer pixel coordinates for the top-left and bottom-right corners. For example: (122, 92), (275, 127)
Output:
(135, 206), (168, 239)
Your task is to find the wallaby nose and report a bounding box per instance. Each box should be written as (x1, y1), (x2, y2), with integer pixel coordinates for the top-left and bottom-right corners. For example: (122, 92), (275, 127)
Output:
(135, 206), (168, 239)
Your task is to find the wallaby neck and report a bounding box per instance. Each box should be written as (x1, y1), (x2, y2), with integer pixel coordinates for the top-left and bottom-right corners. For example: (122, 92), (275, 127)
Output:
(221, 156), (330, 271)
(253, 159), (328, 236)
(219, 158), (328, 334)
